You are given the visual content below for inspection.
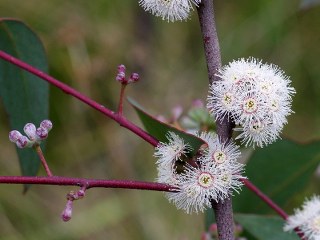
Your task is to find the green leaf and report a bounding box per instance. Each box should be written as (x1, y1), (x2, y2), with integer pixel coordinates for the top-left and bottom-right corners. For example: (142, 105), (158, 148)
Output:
(235, 214), (299, 240)
(128, 97), (206, 156)
(0, 19), (49, 178)
(234, 140), (320, 213)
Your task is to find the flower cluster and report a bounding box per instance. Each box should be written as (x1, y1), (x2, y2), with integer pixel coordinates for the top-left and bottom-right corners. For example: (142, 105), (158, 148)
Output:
(9, 120), (53, 148)
(155, 131), (245, 214)
(207, 58), (295, 148)
(284, 195), (320, 240)
(139, 0), (201, 22)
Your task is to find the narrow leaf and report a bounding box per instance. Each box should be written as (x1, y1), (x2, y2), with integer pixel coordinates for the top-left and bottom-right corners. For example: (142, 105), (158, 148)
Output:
(0, 19), (49, 178)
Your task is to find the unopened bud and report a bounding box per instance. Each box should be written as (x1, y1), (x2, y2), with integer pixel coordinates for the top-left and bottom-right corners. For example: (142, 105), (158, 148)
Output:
(9, 130), (22, 143)
(36, 127), (48, 140)
(40, 120), (53, 131)
(116, 72), (126, 83)
(24, 123), (37, 141)
(128, 73), (139, 83)
(61, 200), (73, 222)
(16, 136), (31, 148)
(117, 64), (126, 74)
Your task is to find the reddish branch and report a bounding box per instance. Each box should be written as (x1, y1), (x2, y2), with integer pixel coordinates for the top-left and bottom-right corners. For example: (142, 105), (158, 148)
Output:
(241, 179), (288, 219)
(0, 176), (176, 192)
(0, 50), (158, 148)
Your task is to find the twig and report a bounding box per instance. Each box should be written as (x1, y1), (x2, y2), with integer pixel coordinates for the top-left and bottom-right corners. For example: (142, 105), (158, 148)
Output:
(34, 145), (53, 177)
(0, 50), (159, 148)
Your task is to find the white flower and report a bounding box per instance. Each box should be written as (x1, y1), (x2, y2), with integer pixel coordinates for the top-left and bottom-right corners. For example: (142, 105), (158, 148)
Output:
(207, 57), (295, 148)
(139, 0), (201, 22)
(234, 118), (279, 148)
(154, 131), (246, 214)
(166, 162), (224, 214)
(155, 131), (192, 185)
(156, 162), (180, 186)
(233, 89), (269, 126)
(166, 159), (245, 214)
(196, 131), (241, 165)
(154, 132), (191, 166)
(207, 82), (236, 120)
(284, 195), (320, 240)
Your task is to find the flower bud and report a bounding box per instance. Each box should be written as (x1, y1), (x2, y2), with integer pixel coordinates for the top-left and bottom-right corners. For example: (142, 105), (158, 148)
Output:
(23, 123), (37, 141)
(116, 72), (126, 83)
(40, 120), (53, 131)
(61, 200), (73, 222)
(128, 73), (139, 83)
(9, 130), (22, 143)
(16, 136), (31, 148)
(36, 127), (48, 140)
(117, 64), (126, 74)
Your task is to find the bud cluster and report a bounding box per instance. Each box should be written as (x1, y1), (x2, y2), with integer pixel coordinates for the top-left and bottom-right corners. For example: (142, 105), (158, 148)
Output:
(155, 131), (245, 214)
(207, 58), (295, 148)
(139, 0), (201, 22)
(61, 188), (86, 222)
(9, 120), (53, 148)
(116, 64), (139, 85)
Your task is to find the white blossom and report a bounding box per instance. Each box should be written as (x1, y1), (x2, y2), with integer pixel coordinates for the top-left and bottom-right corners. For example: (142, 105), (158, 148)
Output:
(166, 159), (245, 214)
(154, 132), (191, 166)
(155, 131), (246, 214)
(139, 0), (201, 22)
(207, 57), (295, 148)
(196, 131), (241, 165)
(284, 195), (320, 240)
(234, 118), (280, 148)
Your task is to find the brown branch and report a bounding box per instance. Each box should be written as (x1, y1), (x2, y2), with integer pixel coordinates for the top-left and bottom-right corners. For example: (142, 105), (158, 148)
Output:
(197, 1), (235, 239)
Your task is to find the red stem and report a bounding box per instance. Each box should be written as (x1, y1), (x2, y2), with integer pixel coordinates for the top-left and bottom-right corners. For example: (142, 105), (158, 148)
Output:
(117, 84), (126, 115)
(242, 179), (288, 219)
(0, 175), (177, 192)
(0, 50), (158, 147)
(34, 145), (53, 177)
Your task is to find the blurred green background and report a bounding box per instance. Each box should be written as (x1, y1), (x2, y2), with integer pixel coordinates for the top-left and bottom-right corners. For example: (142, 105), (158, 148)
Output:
(0, 0), (319, 239)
